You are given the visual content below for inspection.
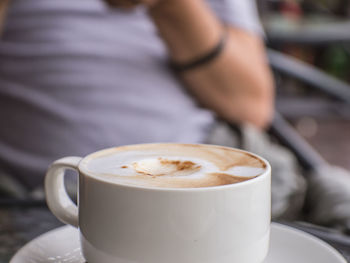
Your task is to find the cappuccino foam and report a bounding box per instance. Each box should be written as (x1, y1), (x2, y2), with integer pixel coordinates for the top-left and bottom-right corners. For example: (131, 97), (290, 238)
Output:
(81, 144), (267, 188)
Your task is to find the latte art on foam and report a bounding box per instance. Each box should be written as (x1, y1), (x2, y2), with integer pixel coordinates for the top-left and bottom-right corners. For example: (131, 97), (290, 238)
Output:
(82, 144), (267, 188)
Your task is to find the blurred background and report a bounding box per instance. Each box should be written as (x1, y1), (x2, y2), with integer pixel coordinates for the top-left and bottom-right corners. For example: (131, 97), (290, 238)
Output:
(259, 0), (350, 170)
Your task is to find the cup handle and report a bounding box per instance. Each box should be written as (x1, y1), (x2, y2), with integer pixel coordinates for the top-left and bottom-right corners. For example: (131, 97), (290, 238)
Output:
(45, 156), (82, 228)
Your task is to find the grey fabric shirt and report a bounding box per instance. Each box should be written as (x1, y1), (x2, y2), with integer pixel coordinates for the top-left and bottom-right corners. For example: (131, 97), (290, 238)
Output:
(0, 0), (262, 189)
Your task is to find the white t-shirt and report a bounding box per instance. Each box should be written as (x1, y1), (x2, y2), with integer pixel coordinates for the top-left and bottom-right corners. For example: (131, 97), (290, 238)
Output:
(0, 0), (262, 189)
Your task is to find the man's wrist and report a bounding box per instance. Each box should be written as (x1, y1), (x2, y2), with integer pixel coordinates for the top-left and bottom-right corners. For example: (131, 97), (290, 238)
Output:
(169, 31), (227, 73)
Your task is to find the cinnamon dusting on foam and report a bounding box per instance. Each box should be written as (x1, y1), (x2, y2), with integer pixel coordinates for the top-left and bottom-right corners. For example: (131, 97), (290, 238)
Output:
(158, 158), (200, 172)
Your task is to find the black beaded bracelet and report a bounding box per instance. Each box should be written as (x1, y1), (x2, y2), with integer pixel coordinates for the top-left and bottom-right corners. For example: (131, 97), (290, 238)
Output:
(169, 32), (227, 73)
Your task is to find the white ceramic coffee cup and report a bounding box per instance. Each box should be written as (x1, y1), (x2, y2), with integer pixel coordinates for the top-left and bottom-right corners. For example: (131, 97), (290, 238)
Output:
(45, 144), (271, 263)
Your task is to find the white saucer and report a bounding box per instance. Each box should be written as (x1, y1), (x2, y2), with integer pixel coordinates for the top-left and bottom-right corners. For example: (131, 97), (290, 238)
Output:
(10, 223), (347, 263)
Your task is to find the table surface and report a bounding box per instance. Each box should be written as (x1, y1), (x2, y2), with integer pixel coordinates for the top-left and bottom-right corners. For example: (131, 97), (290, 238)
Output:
(1, 205), (350, 263)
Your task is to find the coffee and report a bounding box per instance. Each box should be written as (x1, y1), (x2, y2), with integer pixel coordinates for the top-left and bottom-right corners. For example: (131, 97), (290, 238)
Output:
(46, 143), (271, 263)
(81, 143), (267, 188)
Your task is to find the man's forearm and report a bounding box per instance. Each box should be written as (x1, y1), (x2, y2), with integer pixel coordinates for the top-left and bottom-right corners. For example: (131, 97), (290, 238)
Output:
(149, 0), (274, 128)
(149, 0), (222, 63)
